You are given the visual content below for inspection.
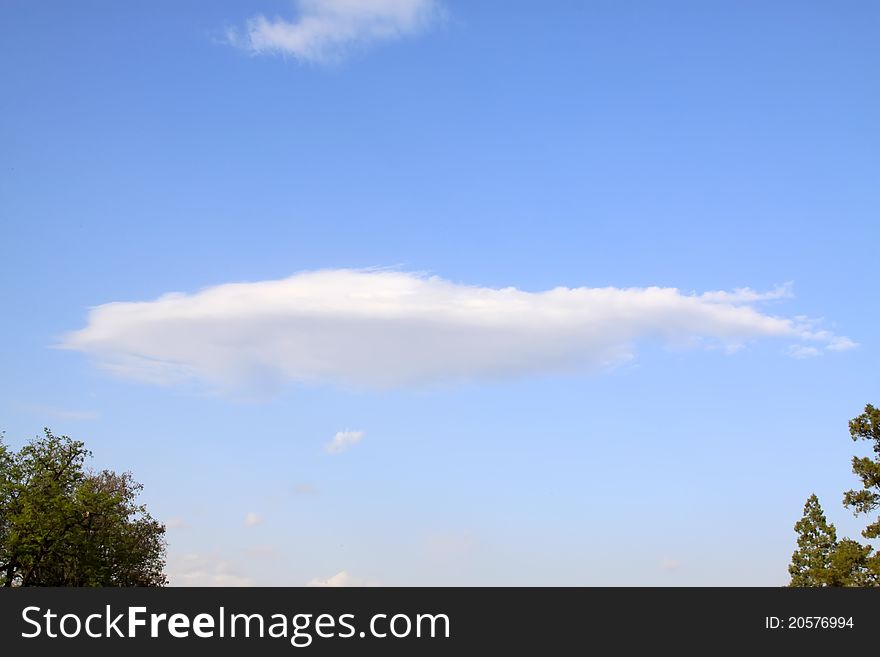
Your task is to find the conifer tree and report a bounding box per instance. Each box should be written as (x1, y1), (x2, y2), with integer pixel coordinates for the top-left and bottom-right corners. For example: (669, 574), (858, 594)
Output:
(843, 404), (880, 540)
(788, 494), (837, 586)
(826, 538), (878, 587)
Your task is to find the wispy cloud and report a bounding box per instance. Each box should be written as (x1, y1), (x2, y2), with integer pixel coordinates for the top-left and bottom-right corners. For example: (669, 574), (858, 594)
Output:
(787, 334), (857, 359)
(244, 512), (264, 527)
(698, 281), (793, 304)
(167, 553), (253, 587)
(326, 429), (363, 454)
(226, 0), (443, 64)
(15, 402), (99, 422)
(826, 336), (858, 352)
(788, 345), (822, 359)
(61, 269), (853, 393)
(166, 517), (191, 530)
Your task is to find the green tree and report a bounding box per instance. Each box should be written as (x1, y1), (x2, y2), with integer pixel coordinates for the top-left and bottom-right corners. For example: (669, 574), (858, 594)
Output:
(843, 404), (880, 540)
(826, 538), (879, 587)
(0, 429), (166, 586)
(788, 404), (880, 587)
(789, 494), (838, 586)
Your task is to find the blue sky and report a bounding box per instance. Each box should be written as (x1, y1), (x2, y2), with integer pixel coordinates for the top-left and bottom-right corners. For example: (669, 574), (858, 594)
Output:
(1, 0), (878, 585)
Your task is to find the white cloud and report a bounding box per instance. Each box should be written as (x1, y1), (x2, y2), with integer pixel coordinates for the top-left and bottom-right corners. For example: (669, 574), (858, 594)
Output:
(326, 429), (364, 454)
(698, 282), (793, 304)
(826, 336), (858, 352)
(306, 570), (352, 587)
(167, 553), (253, 587)
(787, 334), (858, 359)
(788, 345), (822, 359)
(305, 570), (374, 587)
(15, 402), (99, 422)
(61, 269), (852, 392)
(227, 0), (443, 63)
(49, 408), (99, 421)
(166, 517), (191, 530)
(244, 511), (264, 527)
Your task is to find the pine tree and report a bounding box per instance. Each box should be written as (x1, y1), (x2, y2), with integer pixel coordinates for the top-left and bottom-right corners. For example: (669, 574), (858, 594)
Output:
(827, 538), (879, 587)
(789, 494), (837, 587)
(843, 404), (880, 540)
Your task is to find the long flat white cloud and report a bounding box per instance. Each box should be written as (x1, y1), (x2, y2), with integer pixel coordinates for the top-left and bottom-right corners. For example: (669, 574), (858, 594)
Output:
(228, 0), (443, 63)
(60, 269), (854, 392)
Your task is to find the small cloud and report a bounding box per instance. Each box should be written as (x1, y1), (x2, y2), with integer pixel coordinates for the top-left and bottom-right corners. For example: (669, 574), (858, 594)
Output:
(293, 483), (318, 495)
(227, 0), (444, 64)
(167, 553), (253, 587)
(326, 429), (364, 454)
(51, 409), (99, 421)
(699, 282), (793, 304)
(14, 402), (99, 422)
(787, 345), (822, 359)
(826, 336), (858, 352)
(660, 558), (681, 572)
(166, 517), (191, 530)
(306, 570), (352, 587)
(244, 512), (264, 527)
(305, 570), (375, 587)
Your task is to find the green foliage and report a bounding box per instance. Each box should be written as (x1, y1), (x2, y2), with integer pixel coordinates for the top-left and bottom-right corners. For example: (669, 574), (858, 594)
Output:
(0, 429), (166, 587)
(843, 404), (880, 539)
(788, 403), (880, 587)
(788, 496), (880, 587)
(788, 494), (838, 586)
(827, 539), (879, 587)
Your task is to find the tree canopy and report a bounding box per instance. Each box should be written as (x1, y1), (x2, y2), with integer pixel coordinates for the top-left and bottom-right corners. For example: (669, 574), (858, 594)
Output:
(843, 404), (880, 540)
(788, 404), (880, 587)
(0, 429), (166, 586)
(789, 495), (878, 587)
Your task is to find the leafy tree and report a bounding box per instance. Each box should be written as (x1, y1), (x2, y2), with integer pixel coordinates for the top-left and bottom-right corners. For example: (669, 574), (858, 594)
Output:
(843, 404), (880, 540)
(789, 494), (838, 586)
(0, 429), (166, 586)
